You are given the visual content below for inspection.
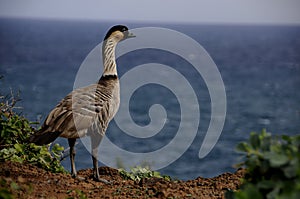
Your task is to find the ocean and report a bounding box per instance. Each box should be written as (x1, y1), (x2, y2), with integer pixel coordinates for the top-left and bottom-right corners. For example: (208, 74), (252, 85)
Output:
(0, 18), (299, 180)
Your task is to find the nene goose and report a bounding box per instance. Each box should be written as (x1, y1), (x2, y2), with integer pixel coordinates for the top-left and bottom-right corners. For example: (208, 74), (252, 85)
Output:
(30, 25), (135, 182)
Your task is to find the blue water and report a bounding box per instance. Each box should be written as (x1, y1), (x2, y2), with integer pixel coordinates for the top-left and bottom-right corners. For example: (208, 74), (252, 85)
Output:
(1, 18), (300, 180)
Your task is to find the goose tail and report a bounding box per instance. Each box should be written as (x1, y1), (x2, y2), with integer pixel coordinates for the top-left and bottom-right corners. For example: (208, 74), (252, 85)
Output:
(29, 128), (61, 146)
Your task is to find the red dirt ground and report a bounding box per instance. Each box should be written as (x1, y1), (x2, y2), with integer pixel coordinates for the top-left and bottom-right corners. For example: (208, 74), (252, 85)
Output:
(0, 161), (245, 199)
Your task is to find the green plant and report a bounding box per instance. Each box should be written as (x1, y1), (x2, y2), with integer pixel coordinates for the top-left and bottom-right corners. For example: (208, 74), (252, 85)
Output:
(66, 189), (88, 199)
(227, 129), (300, 199)
(119, 166), (171, 182)
(0, 177), (33, 199)
(0, 88), (66, 173)
(0, 179), (15, 199)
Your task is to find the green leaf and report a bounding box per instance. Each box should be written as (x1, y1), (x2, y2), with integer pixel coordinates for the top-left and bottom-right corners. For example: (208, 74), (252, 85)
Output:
(0, 189), (14, 199)
(257, 180), (275, 189)
(153, 171), (161, 178)
(234, 131), (300, 199)
(283, 159), (299, 178)
(237, 142), (251, 152)
(268, 153), (289, 168)
(282, 135), (291, 142)
(235, 184), (263, 199)
(13, 143), (23, 152)
(250, 132), (260, 149)
(266, 185), (281, 199)
(10, 181), (20, 190)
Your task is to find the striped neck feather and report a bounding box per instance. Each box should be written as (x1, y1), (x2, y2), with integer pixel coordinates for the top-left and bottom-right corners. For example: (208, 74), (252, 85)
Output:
(102, 38), (118, 77)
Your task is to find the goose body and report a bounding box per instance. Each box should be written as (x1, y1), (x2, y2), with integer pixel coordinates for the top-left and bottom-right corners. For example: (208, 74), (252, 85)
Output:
(34, 76), (119, 142)
(29, 25), (135, 182)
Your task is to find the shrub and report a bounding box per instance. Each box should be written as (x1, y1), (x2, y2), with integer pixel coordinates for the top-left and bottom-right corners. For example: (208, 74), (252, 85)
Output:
(0, 88), (65, 173)
(119, 166), (171, 181)
(227, 129), (300, 199)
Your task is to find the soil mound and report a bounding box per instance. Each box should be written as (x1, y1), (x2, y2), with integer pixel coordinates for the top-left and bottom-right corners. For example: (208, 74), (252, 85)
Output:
(0, 161), (244, 198)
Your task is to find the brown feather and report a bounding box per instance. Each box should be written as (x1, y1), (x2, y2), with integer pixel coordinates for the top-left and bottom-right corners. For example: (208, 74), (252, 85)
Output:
(29, 75), (119, 144)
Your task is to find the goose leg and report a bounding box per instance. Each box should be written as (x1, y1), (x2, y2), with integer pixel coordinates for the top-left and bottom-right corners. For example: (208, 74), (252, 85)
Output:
(68, 138), (77, 178)
(91, 135), (110, 184)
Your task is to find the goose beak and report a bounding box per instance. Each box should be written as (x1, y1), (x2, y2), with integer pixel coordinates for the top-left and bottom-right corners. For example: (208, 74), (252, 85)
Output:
(126, 32), (136, 39)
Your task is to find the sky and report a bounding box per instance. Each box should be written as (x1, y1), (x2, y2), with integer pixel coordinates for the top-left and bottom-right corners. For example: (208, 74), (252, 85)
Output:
(0, 0), (300, 25)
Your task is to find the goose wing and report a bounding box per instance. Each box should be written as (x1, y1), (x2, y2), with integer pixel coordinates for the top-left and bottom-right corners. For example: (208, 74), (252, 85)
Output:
(30, 79), (119, 144)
